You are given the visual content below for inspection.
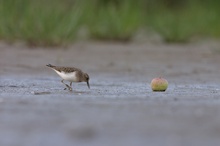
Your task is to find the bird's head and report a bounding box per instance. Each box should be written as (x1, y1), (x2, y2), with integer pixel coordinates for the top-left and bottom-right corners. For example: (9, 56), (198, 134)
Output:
(84, 73), (90, 89)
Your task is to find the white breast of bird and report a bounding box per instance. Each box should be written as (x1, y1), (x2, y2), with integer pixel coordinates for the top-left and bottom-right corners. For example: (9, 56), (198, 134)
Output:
(55, 70), (79, 82)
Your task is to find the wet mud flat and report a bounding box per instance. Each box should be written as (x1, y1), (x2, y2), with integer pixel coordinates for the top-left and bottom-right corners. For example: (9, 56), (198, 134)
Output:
(0, 41), (220, 146)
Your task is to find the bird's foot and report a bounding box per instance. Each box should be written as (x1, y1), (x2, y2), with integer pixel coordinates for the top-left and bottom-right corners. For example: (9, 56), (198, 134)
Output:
(68, 87), (73, 91)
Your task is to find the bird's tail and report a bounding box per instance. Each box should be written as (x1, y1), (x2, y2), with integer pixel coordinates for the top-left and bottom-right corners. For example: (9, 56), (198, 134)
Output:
(46, 64), (55, 68)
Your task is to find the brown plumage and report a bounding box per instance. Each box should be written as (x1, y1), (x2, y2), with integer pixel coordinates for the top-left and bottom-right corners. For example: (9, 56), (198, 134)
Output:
(47, 64), (82, 73)
(46, 64), (90, 91)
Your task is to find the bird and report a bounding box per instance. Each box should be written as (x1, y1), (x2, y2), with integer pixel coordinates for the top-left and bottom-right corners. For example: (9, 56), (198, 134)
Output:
(46, 64), (90, 91)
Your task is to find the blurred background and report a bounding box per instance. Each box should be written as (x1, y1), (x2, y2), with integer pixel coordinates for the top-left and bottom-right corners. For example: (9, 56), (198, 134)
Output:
(1, 1), (220, 146)
(0, 0), (220, 46)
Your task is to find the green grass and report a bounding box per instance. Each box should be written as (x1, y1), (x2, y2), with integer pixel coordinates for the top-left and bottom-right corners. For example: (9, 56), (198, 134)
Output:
(0, 0), (84, 46)
(145, 1), (220, 42)
(84, 0), (143, 41)
(0, 0), (220, 45)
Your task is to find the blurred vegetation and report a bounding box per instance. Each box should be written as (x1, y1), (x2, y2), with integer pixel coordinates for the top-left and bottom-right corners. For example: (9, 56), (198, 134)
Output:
(0, 0), (220, 45)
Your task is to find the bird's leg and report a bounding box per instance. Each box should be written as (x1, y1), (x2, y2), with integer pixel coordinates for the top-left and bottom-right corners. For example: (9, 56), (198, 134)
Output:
(61, 80), (70, 90)
(69, 82), (73, 91)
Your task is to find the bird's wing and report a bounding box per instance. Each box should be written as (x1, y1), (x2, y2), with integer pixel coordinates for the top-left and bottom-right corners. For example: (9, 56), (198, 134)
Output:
(53, 66), (81, 73)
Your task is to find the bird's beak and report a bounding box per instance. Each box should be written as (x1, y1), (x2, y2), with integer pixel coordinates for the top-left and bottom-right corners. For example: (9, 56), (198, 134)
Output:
(87, 81), (90, 89)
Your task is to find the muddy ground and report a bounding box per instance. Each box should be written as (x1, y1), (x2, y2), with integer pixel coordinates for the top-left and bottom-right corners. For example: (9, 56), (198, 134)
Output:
(0, 41), (220, 146)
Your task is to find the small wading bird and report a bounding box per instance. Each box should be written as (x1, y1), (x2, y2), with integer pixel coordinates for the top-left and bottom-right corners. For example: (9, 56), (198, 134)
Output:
(46, 64), (90, 91)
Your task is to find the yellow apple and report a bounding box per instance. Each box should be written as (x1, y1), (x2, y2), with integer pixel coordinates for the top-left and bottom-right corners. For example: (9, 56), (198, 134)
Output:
(151, 77), (168, 92)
